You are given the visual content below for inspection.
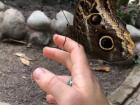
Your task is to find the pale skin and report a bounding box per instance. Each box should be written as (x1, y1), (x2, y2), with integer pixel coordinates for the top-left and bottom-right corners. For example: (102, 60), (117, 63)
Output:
(32, 34), (110, 105)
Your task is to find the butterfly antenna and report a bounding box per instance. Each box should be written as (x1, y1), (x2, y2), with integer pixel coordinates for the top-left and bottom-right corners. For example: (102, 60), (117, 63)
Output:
(60, 2), (80, 47)
(59, 5), (71, 46)
(61, 9), (71, 26)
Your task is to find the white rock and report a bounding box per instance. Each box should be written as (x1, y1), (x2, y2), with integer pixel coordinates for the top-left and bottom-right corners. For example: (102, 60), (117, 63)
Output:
(136, 42), (140, 48)
(51, 10), (74, 33)
(27, 10), (51, 30)
(126, 24), (140, 37)
(128, 0), (135, 5)
(28, 31), (51, 46)
(128, 0), (140, 5)
(2, 8), (26, 39)
(0, 1), (6, 11)
(135, 43), (140, 53)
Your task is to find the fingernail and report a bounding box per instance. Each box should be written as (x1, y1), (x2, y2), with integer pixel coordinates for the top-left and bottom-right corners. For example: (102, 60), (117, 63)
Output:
(43, 47), (51, 57)
(53, 34), (59, 40)
(43, 47), (48, 54)
(33, 68), (46, 80)
(43, 47), (48, 51)
(54, 33), (59, 36)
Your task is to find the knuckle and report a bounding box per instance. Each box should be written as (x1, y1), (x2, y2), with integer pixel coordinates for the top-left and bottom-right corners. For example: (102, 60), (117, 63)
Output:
(78, 44), (84, 51)
(80, 45), (84, 50)
(47, 76), (58, 89)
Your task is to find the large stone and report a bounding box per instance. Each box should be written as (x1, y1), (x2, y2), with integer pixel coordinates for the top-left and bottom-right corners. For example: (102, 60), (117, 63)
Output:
(126, 24), (140, 42)
(108, 86), (134, 105)
(108, 65), (140, 105)
(127, 24), (140, 37)
(0, 1), (6, 11)
(27, 10), (51, 30)
(135, 43), (140, 53)
(28, 31), (51, 46)
(51, 10), (74, 33)
(2, 8), (26, 40)
(26, 27), (51, 47)
(125, 88), (140, 105)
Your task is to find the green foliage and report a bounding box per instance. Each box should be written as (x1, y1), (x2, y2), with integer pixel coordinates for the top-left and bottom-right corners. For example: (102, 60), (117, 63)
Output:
(117, 0), (129, 7)
(117, 1), (140, 25)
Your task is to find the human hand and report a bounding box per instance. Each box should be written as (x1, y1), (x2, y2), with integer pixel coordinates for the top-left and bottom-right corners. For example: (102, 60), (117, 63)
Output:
(32, 34), (109, 105)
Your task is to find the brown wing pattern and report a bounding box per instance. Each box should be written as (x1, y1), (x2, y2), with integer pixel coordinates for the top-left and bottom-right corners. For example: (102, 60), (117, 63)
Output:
(73, 0), (135, 62)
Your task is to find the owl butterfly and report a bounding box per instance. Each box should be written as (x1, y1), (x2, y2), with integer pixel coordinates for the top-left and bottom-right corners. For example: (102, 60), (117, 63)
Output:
(63, 0), (135, 63)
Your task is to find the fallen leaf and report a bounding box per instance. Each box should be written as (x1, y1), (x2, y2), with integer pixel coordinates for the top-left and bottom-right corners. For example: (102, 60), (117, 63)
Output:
(23, 56), (33, 61)
(94, 66), (111, 72)
(14, 52), (33, 61)
(14, 52), (25, 57)
(20, 57), (30, 66)
(22, 76), (26, 79)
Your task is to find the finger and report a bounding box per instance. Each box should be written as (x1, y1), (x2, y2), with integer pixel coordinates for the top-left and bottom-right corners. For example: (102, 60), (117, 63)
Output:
(46, 75), (71, 104)
(53, 34), (80, 53)
(53, 34), (94, 88)
(46, 94), (57, 104)
(32, 68), (71, 101)
(43, 47), (72, 70)
(54, 34), (90, 76)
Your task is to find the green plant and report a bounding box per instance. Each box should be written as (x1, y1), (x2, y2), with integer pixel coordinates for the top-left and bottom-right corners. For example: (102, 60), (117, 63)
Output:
(117, 0), (140, 25)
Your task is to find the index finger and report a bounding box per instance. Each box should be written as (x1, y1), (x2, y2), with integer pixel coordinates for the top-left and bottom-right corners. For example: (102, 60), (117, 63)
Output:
(53, 34), (91, 75)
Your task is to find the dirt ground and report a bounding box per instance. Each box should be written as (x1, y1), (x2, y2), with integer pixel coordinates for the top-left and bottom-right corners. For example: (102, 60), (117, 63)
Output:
(0, 0), (135, 105)
(0, 39), (132, 105)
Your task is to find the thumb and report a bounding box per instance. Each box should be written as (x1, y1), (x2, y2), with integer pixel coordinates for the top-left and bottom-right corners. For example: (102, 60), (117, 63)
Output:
(32, 68), (71, 101)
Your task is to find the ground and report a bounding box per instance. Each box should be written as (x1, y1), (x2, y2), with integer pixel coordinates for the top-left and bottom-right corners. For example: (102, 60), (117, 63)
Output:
(0, 0), (135, 105)
(0, 40), (132, 105)
(108, 64), (140, 105)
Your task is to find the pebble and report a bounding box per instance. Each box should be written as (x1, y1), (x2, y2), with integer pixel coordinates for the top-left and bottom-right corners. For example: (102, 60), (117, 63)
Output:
(2, 8), (26, 40)
(51, 10), (74, 33)
(27, 10), (51, 30)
